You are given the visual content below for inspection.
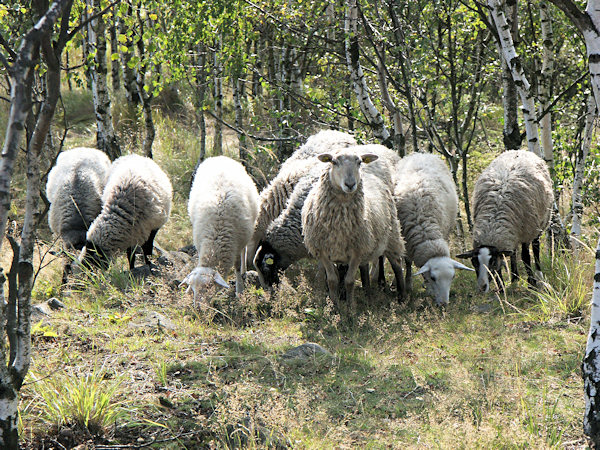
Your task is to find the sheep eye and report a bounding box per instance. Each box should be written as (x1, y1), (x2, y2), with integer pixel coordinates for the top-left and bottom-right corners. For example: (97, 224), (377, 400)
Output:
(430, 275), (436, 282)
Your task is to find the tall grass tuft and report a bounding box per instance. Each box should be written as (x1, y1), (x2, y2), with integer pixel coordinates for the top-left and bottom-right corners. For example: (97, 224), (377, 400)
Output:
(525, 246), (593, 321)
(30, 367), (128, 436)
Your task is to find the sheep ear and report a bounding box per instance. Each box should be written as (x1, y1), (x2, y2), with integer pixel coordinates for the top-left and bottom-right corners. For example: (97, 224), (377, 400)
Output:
(415, 265), (430, 276)
(361, 153), (379, 164)
(452, 259), (475, 271)
(456, 250), (475, 259)
(213, 271), (229, 288)
(318, 153), (333, 163)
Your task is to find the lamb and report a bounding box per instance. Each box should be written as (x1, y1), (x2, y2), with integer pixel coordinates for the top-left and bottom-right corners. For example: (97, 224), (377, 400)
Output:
(47, 147), (111, 250)
(247, 130), (357, 264)
(393, 153), (472, 305)
(301, 149), (406, 313)
(457, 150), (553, 292)
(181, 156), (259, 300)
(78, 154), (172, 270)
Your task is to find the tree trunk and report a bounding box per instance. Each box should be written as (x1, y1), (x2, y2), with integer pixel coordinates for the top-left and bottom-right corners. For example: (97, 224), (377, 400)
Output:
(500, 0), (521, 151)
(233, 76), (249, 166)
(213, 38), (223, 156)
(489, 0), (541, 156)
(539, 1), (555, 168)
(134, 12), (154, 158)
(87, 0), (120, 160)
(109, 7), (120, 93)
(345, 0), (392, 148)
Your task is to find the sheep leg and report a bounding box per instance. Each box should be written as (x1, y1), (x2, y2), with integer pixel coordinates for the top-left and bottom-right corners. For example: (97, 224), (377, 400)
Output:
(62, 260), (72, 285)
(126, 246), (136, 269)
(404, 258), (412, 296)
(235, 252), (244, 296)
(388, 256), (405, 302)
(322, 259), (340, 310)
(510, 253), (518, 282)
(532, 237), (542, 272)
(359, 264), (371, 290)
(141, 229), (158, 266)
(521, 242), (536, 287)
(378, 255), (385, 287)
(344, 259), (360, 316)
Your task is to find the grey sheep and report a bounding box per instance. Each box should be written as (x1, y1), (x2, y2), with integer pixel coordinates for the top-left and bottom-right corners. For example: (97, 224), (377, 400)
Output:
(79, 154), (173, 270)
(47, 147), (111, 250)
(301, 149), (406, 313)
(394, 153), (472, 305)
(457, 150), (553, 292)
(181, 156), (259, 300)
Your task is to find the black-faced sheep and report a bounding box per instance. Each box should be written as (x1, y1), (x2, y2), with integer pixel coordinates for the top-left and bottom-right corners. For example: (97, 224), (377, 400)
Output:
(457, 150), (553, 292)
(181, 156), (259, 300)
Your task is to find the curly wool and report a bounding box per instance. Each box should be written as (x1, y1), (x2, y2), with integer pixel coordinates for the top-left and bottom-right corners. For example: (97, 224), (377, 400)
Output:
(46, 147), (111, 249)
(394, 153), (457, 267)
(472, 150), (553, 251)
(86, 154), (172, 254)
(188, 156), (259, 275)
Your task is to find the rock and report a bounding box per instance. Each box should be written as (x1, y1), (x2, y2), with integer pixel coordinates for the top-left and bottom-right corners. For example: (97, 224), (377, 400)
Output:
(281, 342), (331, 360)
(47, 297), (65, 311)
(130, 311), (176, 331)
(157, 251), (192, 268)
(179, 245), (197, 257)
(130, 264), (153, 279)
(243, 270), (261, 289)
(31, 297), (66, 319)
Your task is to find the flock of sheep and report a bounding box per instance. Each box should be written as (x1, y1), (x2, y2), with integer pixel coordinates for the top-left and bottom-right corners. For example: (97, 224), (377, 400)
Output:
(46, 130), (554, 312)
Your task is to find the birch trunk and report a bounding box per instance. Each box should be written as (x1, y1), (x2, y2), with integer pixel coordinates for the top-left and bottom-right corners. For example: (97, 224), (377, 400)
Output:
(489, 0), (541, 156)
(134, 9), (154, 158)
(87, 0), (120, 160)
(345, 0), (392, 148)
(571, 95), (596, 243)
(213, 39), (223, 156)
(109, 8), (120, 93)
(539, 1), (555, 168)
(233, 76), (249, 166)
(500, 0), (521, 151)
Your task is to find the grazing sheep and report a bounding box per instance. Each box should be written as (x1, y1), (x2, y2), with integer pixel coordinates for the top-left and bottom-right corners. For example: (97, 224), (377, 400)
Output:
(247, 130), (357, 264)
(393, 153), (472, 305)
(79, 154), (172, 270)
(301, 150), (406, 313)
(46, 147), (111, 283)
(457, 150), (553, 292)
(181, 156), (259, 300)
(47, 147), (111, 250)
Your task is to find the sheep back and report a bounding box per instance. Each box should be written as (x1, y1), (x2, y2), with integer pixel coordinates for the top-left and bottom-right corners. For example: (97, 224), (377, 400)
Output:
(86, 154), (172, 254)
(394, 153), (457, 267)
(472, 150), (553, 250)
(46, 147), (111, 249)
(189, 156), (259, 274)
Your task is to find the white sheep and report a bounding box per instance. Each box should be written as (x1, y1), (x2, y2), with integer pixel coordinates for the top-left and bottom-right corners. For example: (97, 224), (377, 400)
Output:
(79, 154), (172, 269)
(393, 153), (472, 305)
(457, 150), (553, 292)
(181, 156), (259, 300)
(247, 130), (357, 264)
(46, 147), (111, 250)
(301, 149), (406, 313)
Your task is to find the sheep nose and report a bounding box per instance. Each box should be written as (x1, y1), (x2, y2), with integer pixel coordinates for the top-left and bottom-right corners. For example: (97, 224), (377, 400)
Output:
(344, 181), (356, 191)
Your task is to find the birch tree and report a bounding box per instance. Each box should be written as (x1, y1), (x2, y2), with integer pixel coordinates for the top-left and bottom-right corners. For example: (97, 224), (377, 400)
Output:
(87, 0), (120, 160)
(345, 0), (392, 148)
(488, 0), (541, 156)
(500, 0), (521, 151)
(0, 2), (74, 446)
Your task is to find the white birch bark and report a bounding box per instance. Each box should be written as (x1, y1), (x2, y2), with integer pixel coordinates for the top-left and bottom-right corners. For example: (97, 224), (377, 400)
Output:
(87, 0), (120, 160)
(488, 0), (541, 156)
(539, 1), (555, 168)
(345, 0), (392, 147)
(571, 95), (596, 243)
(500, 0), (521, 151)
(213, 37), (223, 155)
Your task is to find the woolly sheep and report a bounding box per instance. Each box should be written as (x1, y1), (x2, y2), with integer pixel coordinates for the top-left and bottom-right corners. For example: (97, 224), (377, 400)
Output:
(247, 130), (357, 265)
(457, 150), (553, 292)
(393, 153), (472, 305)
(301, 149), (406, 313)
(47, 147), (111, 250)
(79, 154), (172, 270)
(181, 156), (259, 300)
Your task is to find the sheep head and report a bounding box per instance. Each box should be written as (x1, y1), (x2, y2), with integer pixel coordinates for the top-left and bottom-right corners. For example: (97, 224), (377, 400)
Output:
(180, 266), (229, 303)
(317, 152), (378, 194)
(456, 246), (513, 292)
(415, 256), (473, 305)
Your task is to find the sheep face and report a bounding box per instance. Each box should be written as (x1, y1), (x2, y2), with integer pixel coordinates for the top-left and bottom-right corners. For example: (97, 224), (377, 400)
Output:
(457, 247), (513, 292)
(180, 266), (229, 303)
(317, 153), (378, 194)
(253, 241), (284, 287)
(415, 256), (473, 305)
(78, 240), (110, 271)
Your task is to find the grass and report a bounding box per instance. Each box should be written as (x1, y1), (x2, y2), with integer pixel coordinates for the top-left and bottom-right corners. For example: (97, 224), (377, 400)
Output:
(3, 88), (591, 447)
